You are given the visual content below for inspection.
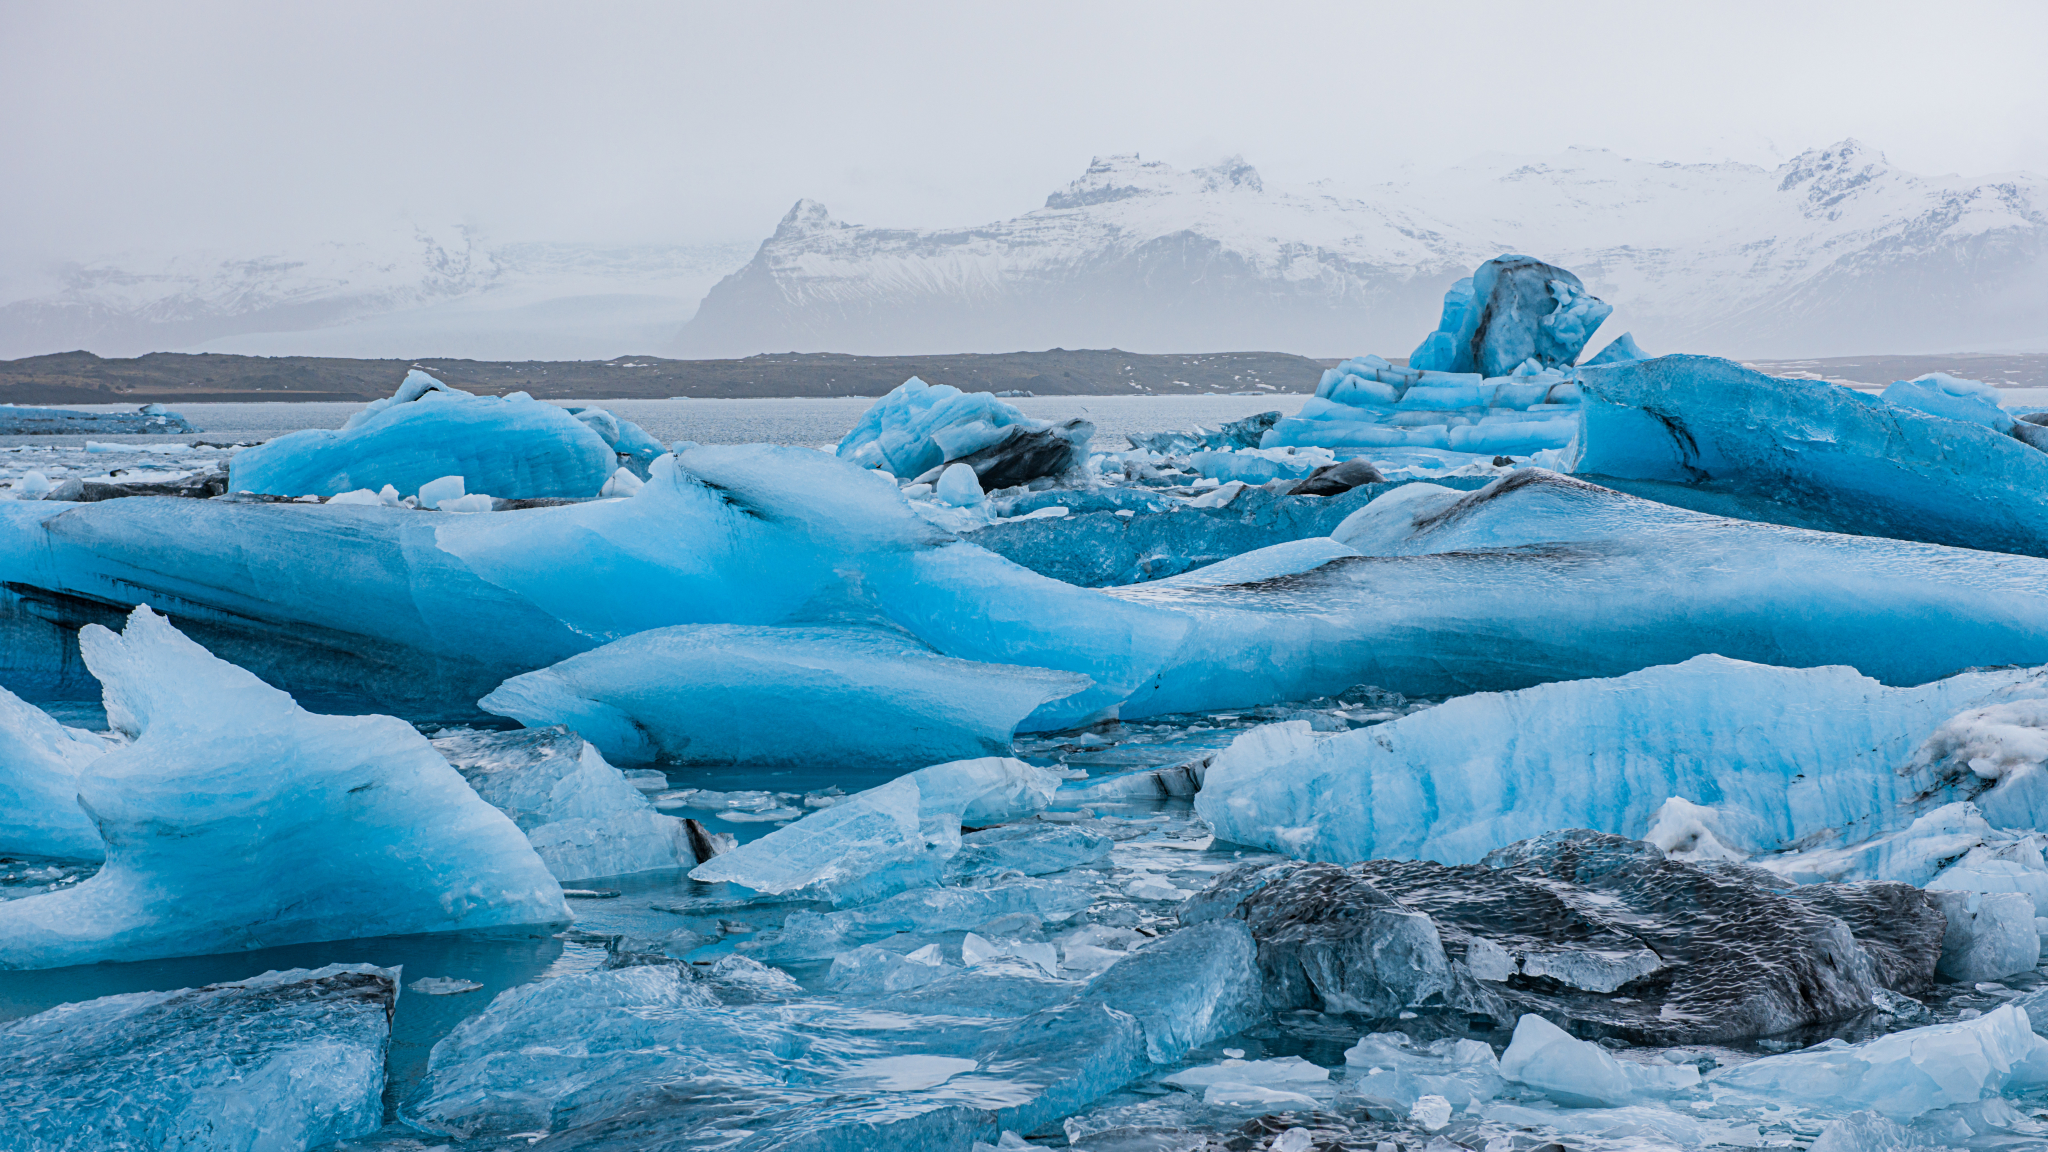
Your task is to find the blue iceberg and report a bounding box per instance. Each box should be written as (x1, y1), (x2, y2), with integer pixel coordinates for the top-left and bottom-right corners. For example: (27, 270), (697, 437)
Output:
(1196, 654), (2048, 866)
(0, 607), (566, 969)
(0, 684), (108, 860)
(480, 623), (1092, 768)
(228, 369), (621, 500)
(1406, 255), (1613, 378)
(1573, 354), (2048, 556)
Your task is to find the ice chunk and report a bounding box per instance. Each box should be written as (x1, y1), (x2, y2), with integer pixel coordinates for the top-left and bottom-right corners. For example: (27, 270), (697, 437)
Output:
(688, 757), (1064, 904)
(1165, 1055), (1328, 1089)
(937, 461), (986, 506)
(1642, 795), (1750, 862)
(0, 608), (566, 969)
(1499, 1013), (1700, 1107)
(433, 725), (720, 881)
(1882, 372), (2016, 432)
(229, 369), (614, 500)
(1574, 354), (2048, 557)
(1581, 331), (1650, 366)
(1344, 1032), (1503, 1109)
(0, 964), (393, 1150)
(411, 976), (484, 995)
(826, 942), (952, 995)
(1928, 890), (2041, 982)
(1083, 919), (1264, 1063)
(945, 822), (1114, 882)
(481, 623), (1090, 768)
(0, 683), (108, 859)
(1197, 654), (2047, 867)
(1710, 1004), (2048, 1119)
(838, 376), (1092, 487)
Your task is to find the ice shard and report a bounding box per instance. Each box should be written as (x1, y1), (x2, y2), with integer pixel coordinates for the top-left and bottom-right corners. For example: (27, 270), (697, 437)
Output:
(0, 607), (567, 969)
(0, 684), (108, 860)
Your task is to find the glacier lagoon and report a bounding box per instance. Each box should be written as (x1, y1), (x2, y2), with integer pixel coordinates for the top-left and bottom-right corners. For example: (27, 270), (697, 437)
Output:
(3, 257), (2048, 1151)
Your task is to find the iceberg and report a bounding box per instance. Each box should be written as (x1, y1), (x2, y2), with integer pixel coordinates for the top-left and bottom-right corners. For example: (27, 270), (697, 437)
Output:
(0, 963), (395, 1152)
(431, 725), (723, 882)
(1572, 354), (2048, 557)
(687, 757), (1065, 903)
(480, 623), (1091, 768)
(227, 369), (619, 500)
(0, 607), (566, 969)
(1264, 355), (1581, 457)
(1710, 1004), (2048, 1120)
(1196, 654), (2047, 866)
(1408, 256), (1612, 377)
(838, 376), (1093, 487)
(0, 684), (107, 860)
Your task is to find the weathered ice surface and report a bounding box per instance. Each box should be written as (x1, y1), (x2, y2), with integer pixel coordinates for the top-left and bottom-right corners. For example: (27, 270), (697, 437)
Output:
(481, 622), (1090, 768)
(0, 684), (107, 860)
(1197, 654), (2048, 866)
(1573, 354), (2048, 556)
(432, 725), (723, 882)
(1184, 832), (1943, 1046)
(0, 403), (194, 435)
(0, 964), (394, 1152)
(1266, 354), (1580, 455)
(228, 369), (618, 500)
(0, 607), (567, 969)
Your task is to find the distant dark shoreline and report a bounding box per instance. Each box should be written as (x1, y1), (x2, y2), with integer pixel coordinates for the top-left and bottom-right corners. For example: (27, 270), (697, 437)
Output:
(0, 349), (1340, 406)
(1, 348), (2042, 407)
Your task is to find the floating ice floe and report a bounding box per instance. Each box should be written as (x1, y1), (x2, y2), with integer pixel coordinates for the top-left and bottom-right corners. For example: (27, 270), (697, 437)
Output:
(838, 376), (1094, 488)
(0, 964), (394, 1151)
(0, 607), (566, 969)
(480, 623), (1092, 768)
(1499, 1013), (1700, 1108)
(0, 403), (195, 435)
(432, 724), (728, 882)
(227, 369), (626, 500)
(1573, 353), (2048, 556)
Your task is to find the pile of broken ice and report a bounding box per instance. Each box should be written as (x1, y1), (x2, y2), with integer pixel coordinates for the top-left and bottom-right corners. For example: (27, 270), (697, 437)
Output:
(3, 249), (2048, 1151)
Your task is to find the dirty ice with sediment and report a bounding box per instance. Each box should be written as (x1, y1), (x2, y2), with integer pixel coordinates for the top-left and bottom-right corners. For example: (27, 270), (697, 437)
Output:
(3, 252), (2048, 1152)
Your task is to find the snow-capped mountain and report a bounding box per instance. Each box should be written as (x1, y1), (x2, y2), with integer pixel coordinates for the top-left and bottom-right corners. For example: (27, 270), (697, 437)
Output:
(676, 143), (2048, 359)
(0, 230), (753, 361)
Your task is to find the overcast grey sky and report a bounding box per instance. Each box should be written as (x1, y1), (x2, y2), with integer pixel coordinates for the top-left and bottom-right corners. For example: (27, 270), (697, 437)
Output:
(5, 0), (2044, 259)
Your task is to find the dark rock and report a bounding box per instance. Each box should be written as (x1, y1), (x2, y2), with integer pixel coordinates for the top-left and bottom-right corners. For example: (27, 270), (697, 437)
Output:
(1286, 458), (1386, 497)
(2014, 421), (2048, 452)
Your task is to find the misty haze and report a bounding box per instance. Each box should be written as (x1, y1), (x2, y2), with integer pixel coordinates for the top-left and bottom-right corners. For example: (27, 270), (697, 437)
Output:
(5, 4), (2048, 1152)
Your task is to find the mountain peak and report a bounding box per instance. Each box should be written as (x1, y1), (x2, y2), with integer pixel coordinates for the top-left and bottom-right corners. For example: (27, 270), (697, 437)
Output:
(1044, 154), (1263, 209)
(775, 199), (844, 235)
(1776, 138), (1894, 206)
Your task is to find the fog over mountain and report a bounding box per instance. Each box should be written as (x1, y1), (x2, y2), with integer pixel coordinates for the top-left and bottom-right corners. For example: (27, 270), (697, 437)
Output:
(678, 142), (2048, 361)
(5, 141), (2040, 364)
